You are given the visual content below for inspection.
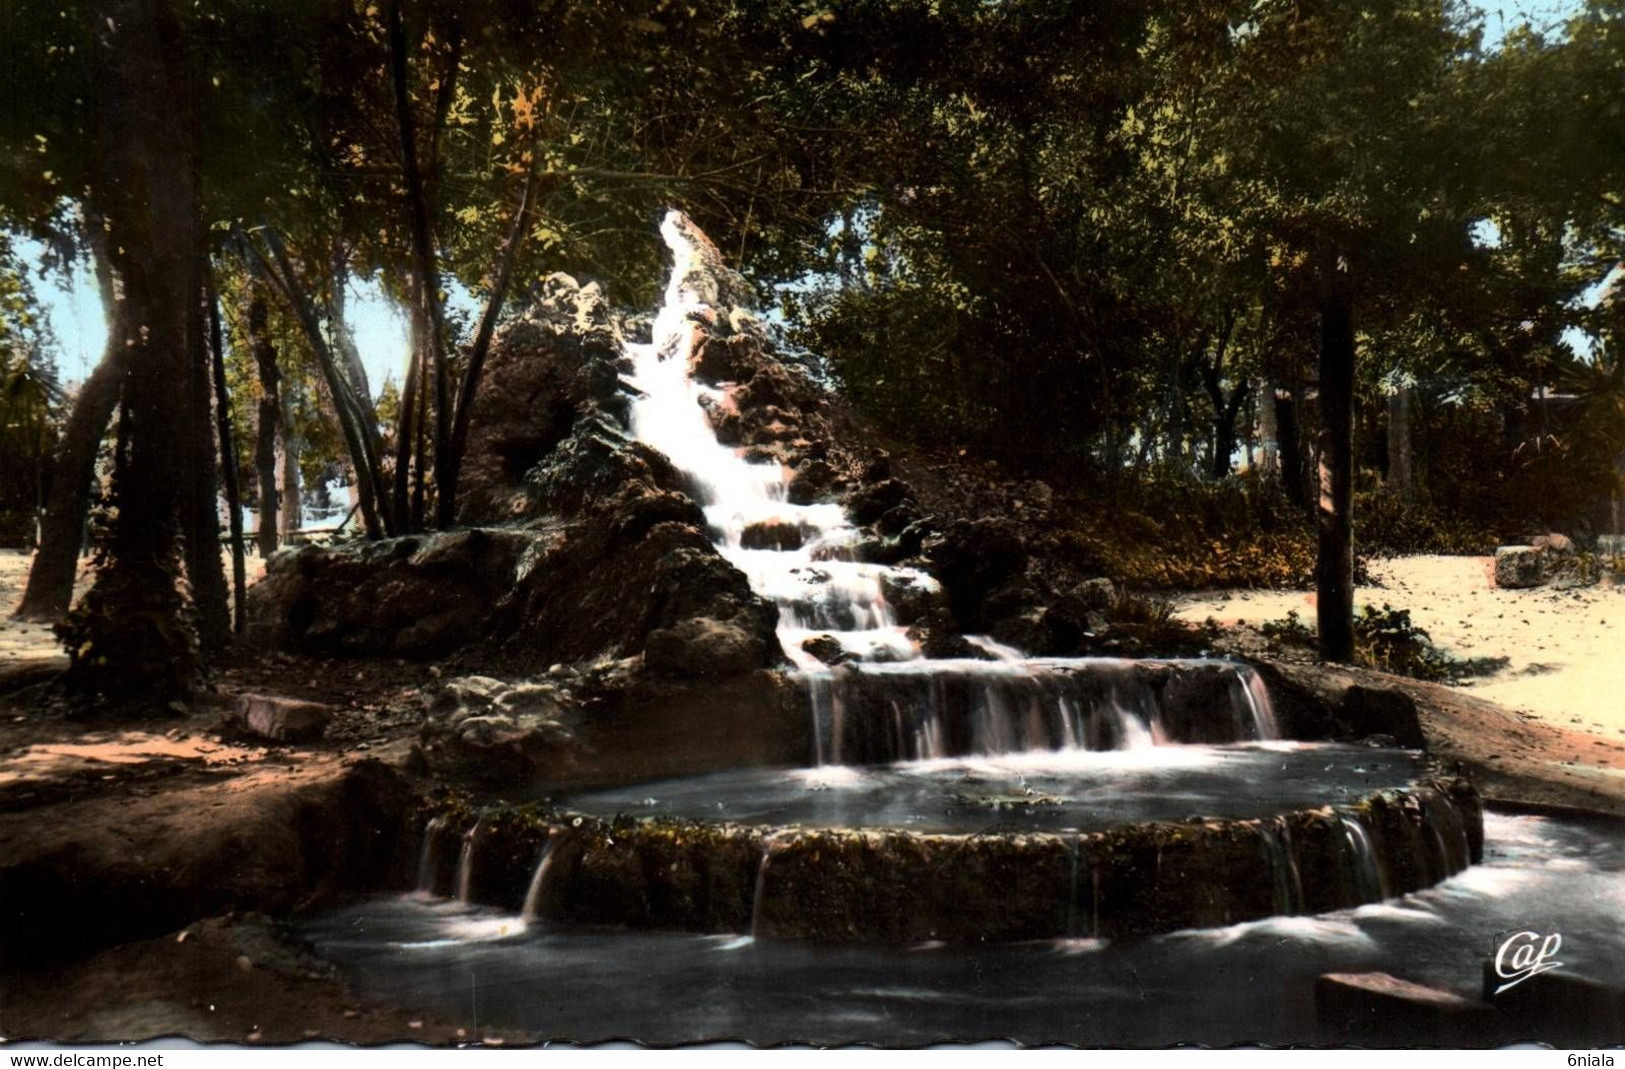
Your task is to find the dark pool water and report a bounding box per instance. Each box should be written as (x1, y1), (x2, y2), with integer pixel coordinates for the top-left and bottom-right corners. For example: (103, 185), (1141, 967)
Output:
(303, 813), (1625, 1045)
(561, 743), (1434, 834)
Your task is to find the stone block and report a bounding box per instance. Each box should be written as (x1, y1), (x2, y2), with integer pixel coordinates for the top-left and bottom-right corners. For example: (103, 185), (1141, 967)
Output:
(1493, 545), (1547, 589)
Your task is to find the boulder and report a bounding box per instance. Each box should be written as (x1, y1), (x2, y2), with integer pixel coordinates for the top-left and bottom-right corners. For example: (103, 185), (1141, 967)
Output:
(1071, 577), (1117, 610)
(1530, 532), (1574, 554)
(786, 459), (836, 505)
(232, 694), (332, 744)
(740, 520), (810, 551)
(245, 528), (541, 658)
(845, 478), (911, 527)
(800, 634), (851, 667)
(644, 617), (771, 678)
(879, 573), (942, 627)
(1493, 545), (1546, 589)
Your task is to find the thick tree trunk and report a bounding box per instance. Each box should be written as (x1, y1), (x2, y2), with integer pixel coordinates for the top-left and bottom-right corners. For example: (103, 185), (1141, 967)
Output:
(1316, 248), (1356, 664)
(246, 257), (282, 556)
(183, 264), (231, 654)
(1387, 384), (1414, 502)
(14, 230), (122, 622)
(62, 0), (204, 702)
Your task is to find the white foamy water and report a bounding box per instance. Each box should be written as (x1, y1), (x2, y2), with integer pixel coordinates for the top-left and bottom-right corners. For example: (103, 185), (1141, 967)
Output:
(624, 210), (1278, 759)
(624, 212), (937, 671)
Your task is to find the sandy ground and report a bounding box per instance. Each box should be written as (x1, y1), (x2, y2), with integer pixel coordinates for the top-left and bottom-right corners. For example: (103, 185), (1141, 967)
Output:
(1176, 555), (1625, 738)
(0, 548), (268, 669)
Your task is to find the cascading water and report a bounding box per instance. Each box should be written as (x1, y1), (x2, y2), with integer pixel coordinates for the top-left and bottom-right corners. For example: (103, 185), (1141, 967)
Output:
(625, 213), (932, 670)
(625, 211), (1278, 762)
(402, 212), (1483, 946)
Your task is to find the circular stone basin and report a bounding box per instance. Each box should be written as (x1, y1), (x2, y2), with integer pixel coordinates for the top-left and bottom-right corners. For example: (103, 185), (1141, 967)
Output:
(415, 744), (1481, 945)
(569, 743), (1432, 835)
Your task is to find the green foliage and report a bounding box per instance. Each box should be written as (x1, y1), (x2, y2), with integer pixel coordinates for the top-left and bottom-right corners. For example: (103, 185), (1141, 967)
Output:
(1353, 491), (1498, 556)
(1261, 603), (1508, 681)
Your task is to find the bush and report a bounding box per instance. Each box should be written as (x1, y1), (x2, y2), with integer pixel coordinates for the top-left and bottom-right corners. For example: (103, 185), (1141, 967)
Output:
(1260, 604), (1507, 682)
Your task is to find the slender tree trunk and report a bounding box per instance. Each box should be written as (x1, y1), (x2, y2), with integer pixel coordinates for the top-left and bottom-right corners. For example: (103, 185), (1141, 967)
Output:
(246, 256), (282, 555)
(324, 247), (384, 455)
(183, 261), (231, 654)
(250, 230), (391, 538)
(63, 0), (204, 701)
(1275, 388), (1310, 510)
(280, 390), (302, 540)
(440, 169), (537, 526)
(393, 282), (425, 531)
(1316, 247), (1356, 664)
(390, 0), (453, 526)
(14, 228), (123, 621)
(208, 276), (246, 635)
(1256, 378), (1280, 480)
(1387, 384), (1414, 502)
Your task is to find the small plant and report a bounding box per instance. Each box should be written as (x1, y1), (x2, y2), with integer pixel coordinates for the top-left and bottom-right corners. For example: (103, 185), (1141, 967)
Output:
(1261, 604), (1506, 682)
(1261, 609), (1315, 646)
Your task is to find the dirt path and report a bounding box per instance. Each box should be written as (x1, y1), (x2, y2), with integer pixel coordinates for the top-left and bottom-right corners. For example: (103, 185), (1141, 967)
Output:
(1176, 555), (1625, 738)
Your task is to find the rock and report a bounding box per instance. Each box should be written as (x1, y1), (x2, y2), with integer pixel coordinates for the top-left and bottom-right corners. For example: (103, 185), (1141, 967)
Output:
(1316, 972), (1494, 1045)
(232, 695), (332, 744)
(922, 518), (1030, 632)
(644, 617), (770, 678)
(786, 459), (836, 505)
(879, 573), (942, 627)
(1071, 577), (1117, 610)
(245, 529), (539, 658)
(740, 520), (809, 551)
(418, 676), (575, 784)
(1530, 532), (1574, 554)
(800, 634), (851, 666)
(1493, 545), (1547, 588)
(845, 478), (911, 527)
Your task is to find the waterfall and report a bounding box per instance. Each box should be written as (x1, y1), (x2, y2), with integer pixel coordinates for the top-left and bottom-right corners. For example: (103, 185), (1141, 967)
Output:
(624, 211), (1280, 763)
(520, 839), (557, 922)
(625, 212), (936, 672)
(455, 820), (481, 903)
(1338, 813), (1391, 904)
(416, 815), (447, 894)
(802, 658), (1277, 766)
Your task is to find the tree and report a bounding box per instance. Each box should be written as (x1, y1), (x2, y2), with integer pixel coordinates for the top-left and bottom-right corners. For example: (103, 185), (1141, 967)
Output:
(56, 0), (208, 701)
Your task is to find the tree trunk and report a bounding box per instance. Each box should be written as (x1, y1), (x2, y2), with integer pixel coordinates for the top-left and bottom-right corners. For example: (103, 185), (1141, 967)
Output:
(14, 228), (123, 622)
(1256, 378), (1280, 480)
(324, 247), (385, 456)
(1275, 388), (1310, 510)
(246, 255), (282, 556)
(183, 262), (231, 654)
(441, 169), (537, 526)
(280, 390), (303, 540)
(208, 276), (246, 635)
(1316, 247), (1356, 664)
(1387, 384), (1414, 502)
(251, 230), (391, 538)
(62, 0), (203, 702)
(392, 286), (423, 532)
(390, 0), (453, 527)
